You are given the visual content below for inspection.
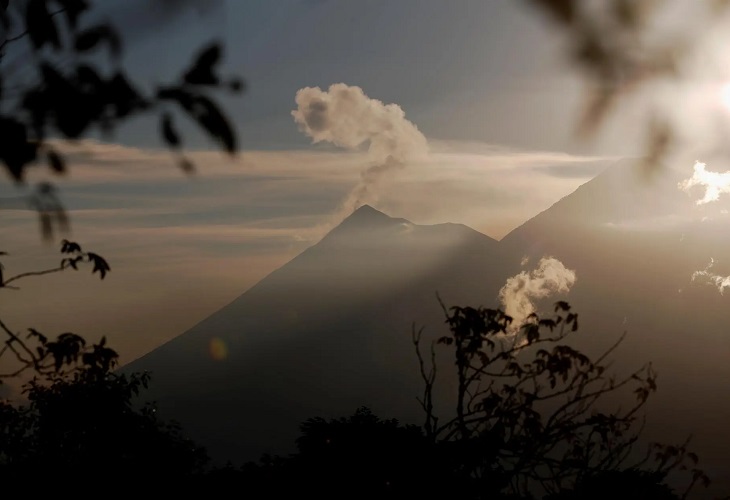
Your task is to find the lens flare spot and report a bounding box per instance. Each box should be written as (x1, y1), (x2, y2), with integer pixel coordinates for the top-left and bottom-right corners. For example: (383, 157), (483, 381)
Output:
(209, 337), (228, 361)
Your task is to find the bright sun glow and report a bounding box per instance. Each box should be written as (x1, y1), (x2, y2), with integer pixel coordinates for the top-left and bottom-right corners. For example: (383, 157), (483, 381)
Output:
(721, 83), (730, 110)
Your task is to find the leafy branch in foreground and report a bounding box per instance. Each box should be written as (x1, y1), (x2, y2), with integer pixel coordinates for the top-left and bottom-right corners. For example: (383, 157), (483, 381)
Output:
(0, 0), (244, 239)
(413, 300), (709, 499)
(0, 239), (110, 381)
(523, 0), (730, 174)
(0, 236), (211, 489)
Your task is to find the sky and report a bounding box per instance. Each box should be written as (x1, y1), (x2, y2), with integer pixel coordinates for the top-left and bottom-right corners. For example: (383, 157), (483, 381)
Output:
(3, 0), (730, 365)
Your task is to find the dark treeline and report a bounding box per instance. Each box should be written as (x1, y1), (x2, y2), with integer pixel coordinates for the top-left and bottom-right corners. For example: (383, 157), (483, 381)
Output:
(0, 278), (713, 499)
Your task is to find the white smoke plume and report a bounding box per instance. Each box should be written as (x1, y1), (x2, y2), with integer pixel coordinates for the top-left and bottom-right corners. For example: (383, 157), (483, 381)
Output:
(498, 257), (577, 331)
(292, 83), (428, 216)
(679, 161), (730, 205)
(692, 258), (730, 295)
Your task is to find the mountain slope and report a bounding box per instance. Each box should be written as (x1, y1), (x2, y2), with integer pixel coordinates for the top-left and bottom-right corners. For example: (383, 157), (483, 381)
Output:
(502, 159), (730, 491)
(127, 205), (510, 462)
(128, 168), (730, 493)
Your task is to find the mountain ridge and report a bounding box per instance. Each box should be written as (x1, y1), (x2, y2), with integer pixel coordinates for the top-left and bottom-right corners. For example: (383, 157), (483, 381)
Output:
(124, 201), (512, 462)
(124, 162), (730, 494)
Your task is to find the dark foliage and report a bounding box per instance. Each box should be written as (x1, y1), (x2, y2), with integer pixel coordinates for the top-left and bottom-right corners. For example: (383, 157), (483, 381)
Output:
(227, 302), (712, 499)
(232, 408), (466, 500)
(545, 469), (679, 500)
(0, 370), (208, 482)
(0, 242), (210, 491)
(0, 0), (243, 239)
(409, 300), (707, 499)
(0, 240), (111, 379)
(0, 248), (717, 498)
(232, 406), (688, 500)
(0, 335), (208, 491)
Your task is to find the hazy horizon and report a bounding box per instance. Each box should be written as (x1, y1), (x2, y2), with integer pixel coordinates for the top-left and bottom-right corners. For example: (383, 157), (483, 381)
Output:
(0, 138), (626, 366)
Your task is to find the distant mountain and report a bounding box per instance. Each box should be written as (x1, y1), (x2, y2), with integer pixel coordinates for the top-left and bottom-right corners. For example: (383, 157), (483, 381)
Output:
(503, 160), (730, 489)
(127, 165), (730, 492)
(126, 205), (511, 463)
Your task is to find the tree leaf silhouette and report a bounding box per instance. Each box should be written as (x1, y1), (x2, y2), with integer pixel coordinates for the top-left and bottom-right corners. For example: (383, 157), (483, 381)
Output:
(56, 0), (89, 30)
(159, 89), (236, 153)
(46, 149), (65, 174)
(86, 252), (110, 279)
(184, 42), (222, 85)
(26, 0), (60, 50)
(74, 24), (121, 57)
(61, 240), (82, 254)
(161, 113), (181, 148)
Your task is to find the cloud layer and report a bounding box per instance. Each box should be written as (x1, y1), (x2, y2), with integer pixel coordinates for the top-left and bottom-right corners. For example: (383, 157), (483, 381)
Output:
(0, 140), (605, 364)
(498, 257), (577, 329)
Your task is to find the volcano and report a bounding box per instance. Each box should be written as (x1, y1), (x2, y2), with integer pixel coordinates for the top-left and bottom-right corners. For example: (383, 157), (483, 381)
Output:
(126, 204), (511, 462)
(126, 161), (730, 491)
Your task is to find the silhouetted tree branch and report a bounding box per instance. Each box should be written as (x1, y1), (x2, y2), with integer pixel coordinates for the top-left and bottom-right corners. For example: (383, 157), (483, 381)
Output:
(0, 239), (111, 382)
(412, 301), (710, 498)
(412, 323), (438, 439)
(0, 0), (244, 239)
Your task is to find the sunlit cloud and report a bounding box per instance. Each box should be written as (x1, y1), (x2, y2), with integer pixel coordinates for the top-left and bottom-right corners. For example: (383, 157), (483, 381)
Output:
(679, 161), (730, 205)
(692, 258), (730, 295)
(498, 257), (576, 331)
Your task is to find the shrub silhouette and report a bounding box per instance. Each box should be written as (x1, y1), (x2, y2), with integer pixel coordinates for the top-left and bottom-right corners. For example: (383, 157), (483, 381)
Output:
(409, 300), (707, 498)
(0, 243), (209, 490)
(0, 244), (714, 497)
(544, 469), (679, 500)
(0, 365), (208, 483)
(235, 408), (470, 500)
(236, 301), (711, 499)
(0, 251), (716, 499)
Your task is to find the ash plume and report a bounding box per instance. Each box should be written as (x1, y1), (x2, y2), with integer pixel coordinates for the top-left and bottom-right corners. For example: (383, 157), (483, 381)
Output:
(292, 83), (428, 218)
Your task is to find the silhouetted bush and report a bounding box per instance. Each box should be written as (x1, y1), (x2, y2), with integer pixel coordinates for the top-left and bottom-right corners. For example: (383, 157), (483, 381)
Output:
(408, 301), (706, 498)
(233, 302), (710, 499)
(0, 340), (208, 487)
(0, 242), (713, 498)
